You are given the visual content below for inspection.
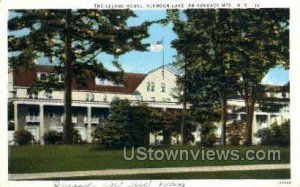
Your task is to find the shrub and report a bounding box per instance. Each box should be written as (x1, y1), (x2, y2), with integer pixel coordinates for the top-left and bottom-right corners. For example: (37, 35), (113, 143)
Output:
(255, 128), (273, 145)
(229, 134), (241, 146)
(280, 121), (290, 146)
(201, 133), (216, 147)
(255, 120), (290, 146)
(227, 120), (246, 145)
(14, 130), (34, 145)
(200, 122), (216, 147)
(44, 130), (62, 144)
(72, 128), (82, 143)
(44, 128), (82, 144)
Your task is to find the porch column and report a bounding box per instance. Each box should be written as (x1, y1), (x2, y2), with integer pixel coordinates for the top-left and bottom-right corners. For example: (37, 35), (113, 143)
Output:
(87, 106), (92, 143)
(14, 103), (18, 131)
(252, 113), (257, 144)
(267, 114), (271, 127)
(237, 113), (241, 121)
(39, 104), (45, 145)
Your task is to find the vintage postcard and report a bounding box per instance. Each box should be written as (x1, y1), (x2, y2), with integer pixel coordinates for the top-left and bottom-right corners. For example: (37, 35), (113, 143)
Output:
(0, 0), (299, 187)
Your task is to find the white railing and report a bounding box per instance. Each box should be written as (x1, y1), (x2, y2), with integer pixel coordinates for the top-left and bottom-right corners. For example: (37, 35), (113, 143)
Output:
(61, 116), (77, 124)
(12, 98), (187, 109)
(83, 116), (100, 124)
(25, 115), (40, 123)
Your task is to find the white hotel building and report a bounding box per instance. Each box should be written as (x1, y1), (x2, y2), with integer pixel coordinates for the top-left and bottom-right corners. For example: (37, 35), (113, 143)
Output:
(8, 64), (289, 145)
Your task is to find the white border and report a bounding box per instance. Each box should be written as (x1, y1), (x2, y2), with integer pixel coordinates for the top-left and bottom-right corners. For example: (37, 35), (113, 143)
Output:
(1, 0), (300, 187)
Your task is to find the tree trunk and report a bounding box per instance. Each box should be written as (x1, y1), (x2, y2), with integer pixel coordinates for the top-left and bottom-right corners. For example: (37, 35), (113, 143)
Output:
(244, 84), (255, 146)
(219, 90), (227, 145)
(181, 77), (187, 145)
(62, 9), (73, 144)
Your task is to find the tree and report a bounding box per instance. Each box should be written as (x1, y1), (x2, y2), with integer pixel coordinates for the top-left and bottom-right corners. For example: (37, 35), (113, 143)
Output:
(8, 10), (157, 144)
(170, 9), (289, 146)
(92, 99), (159, 147)
(170, 9), (238, 145)
(225, 9), (289, 145)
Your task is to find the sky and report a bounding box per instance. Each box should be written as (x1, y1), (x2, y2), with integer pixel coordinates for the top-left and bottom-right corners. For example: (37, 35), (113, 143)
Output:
(10, 10), (289, 85)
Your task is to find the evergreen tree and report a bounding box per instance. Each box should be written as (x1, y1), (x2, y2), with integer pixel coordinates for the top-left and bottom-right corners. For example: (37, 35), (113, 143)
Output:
(225, 9), (289, 145)
(170, 9), (238, 145)
(8, 10), (157, 144)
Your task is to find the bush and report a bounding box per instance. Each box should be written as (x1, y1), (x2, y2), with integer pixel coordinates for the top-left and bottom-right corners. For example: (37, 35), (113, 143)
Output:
(255, 120), (290, 146)
(44, 130), (62, 144)
(201, 133), (216, 147)
(14, 130), (34, 145)
(72, 128), (82, 143)
(93, 99), (153, 148)
(229, 134), (241, 146)
(255, 128), (272, 145)
(200, 122), (216, 147)
(44, 128), (82, 144)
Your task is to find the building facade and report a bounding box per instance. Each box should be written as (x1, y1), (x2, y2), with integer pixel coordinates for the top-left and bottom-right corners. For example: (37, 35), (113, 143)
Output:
(8, 65), (289, 145)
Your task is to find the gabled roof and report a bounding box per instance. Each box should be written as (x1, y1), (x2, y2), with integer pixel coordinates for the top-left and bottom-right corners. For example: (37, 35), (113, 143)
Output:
(14, 65), (146, 94)
(148, 64), (181, 76)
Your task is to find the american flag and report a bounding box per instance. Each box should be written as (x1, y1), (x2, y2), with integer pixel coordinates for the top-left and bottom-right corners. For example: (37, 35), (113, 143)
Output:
(150, 41), (163, 52)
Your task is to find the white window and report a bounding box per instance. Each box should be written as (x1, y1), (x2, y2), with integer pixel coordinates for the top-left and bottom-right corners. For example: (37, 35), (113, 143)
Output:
(85, 93), (95, 101)
(136, 95), (143, 101)
(161, 83), (166, 92)
(151, 97), (155, 102)
(90, 93), (94, 101)
(147, 82), (150, 91)
(45, 92), (52, 99)
(28, 93), (38, 99)
(150, 82), (155, 92)
(48, 112), (56, 118)
(103, 95), (108, 102)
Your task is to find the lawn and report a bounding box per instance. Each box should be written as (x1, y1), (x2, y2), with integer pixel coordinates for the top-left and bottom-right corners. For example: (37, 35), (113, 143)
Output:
(9, 144), (290, 174)
(48, 169), (290, 180)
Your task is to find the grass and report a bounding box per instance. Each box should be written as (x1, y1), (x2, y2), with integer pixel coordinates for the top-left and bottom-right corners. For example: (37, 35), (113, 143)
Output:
(47, 169), (290, 180)
(9, 144), (290, 174)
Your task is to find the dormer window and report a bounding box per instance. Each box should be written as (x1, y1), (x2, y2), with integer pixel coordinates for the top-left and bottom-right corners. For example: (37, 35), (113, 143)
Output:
(37, 72), (63, 82)
(38, 72), (48, 81)
(95, 77), (123, 87)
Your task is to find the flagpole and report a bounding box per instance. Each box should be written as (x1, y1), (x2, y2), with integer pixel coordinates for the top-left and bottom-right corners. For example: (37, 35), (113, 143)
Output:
(162, 37), (165, 80)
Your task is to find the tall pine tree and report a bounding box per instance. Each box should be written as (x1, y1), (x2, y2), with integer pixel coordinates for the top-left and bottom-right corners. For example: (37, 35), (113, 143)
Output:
(170, 9), (238, 145)
(8, 10), (157, 144)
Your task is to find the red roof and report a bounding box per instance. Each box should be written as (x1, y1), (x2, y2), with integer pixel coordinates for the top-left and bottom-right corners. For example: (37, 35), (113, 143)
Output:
(14, 65), (146, 94)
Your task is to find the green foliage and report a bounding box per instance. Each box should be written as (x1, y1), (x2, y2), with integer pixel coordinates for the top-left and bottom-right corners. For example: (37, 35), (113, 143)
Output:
(227, 120), (246, 145)
(14, 130), (34, 145)
(229, 135), (241, 146)
(8, 9), (159, 91)
(44, 130), (62, 144)
(44, 129), (82, 144)
(255, 120), (290, 146)
(199, 122), (217, 147)
(9, 9), (158, 144)
(92, 99), (152, 147)
(72, 129), (82, 143)
(92, 99), (186, 147)
(170, 9), (289, 145)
